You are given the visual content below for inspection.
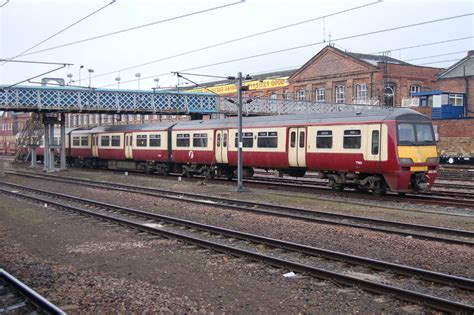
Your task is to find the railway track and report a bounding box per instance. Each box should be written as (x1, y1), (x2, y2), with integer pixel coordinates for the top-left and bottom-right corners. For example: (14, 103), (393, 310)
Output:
(0, 268), (64, 314)
(4, 171), (474, 246)
(245, 173), (474, 209)
(0, 181), (472, 313)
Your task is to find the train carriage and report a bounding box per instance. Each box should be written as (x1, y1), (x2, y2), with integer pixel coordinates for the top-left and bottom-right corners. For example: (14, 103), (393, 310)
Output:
(32, 108), (438, 194)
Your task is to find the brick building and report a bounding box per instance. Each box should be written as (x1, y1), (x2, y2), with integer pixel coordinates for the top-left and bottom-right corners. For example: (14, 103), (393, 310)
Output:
(0, 112), (30, 154)
(286, 45), (444, 106)
(434, 50), (474, 117)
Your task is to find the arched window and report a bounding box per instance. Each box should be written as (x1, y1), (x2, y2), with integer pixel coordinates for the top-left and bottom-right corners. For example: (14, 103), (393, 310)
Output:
(384, 83), (396, 106)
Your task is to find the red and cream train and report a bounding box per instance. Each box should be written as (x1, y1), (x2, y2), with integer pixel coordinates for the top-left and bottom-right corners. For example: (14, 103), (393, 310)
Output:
(36, 108), (439, 194)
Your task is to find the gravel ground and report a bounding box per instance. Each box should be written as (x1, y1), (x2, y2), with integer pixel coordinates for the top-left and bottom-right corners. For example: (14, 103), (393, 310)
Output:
(1, 166), (473, 312)
(0, 196), (412, 313)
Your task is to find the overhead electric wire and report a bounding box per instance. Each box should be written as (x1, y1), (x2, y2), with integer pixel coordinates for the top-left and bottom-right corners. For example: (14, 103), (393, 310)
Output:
(405, 51), (468, 61)
(1, 0), (116, 66)
(371, 36), (474, 54)
(83, 0), (382, 83)
(19, 1), (245, 58)
(100, 13), (473, 88)
(418, 59), (462, 66)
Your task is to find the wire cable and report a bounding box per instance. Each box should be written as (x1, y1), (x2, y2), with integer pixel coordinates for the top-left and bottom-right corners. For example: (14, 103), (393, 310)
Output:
(405, 51), (468, 62)
(83, 0), (382, 82)
(19, 1), (245, 58)
(101, 13), (472, 88)
(1, 0), (116, 66)
(371, 36), (474, 54)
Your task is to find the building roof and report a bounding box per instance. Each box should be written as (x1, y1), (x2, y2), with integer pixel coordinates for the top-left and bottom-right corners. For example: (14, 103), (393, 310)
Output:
(289, 45), (411, 82)
(347, 51), (410, 66)
(437, 51), (474, 80)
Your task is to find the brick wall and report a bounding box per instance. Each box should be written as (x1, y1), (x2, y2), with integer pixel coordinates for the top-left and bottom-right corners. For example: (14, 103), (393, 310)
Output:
(431, 118), (474, 157)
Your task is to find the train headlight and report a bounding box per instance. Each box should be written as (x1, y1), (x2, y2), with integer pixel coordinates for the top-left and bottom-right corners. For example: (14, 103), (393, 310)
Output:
(399, 158), (414, 165)
(425, 157), (439, 164)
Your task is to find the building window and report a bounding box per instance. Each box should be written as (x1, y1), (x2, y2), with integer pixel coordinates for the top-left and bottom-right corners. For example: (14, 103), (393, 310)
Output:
(193, 133), (208, 147)
(150, 134), (161, 147)
(355, 84), (368, 101)
(343, 130), (361, 149)
(384, 83), (396, 106)
(136, 134), (147, 147)
(316, 130), (332, 149)
(335, 85), (345, 103)
(410, 85), (421, 97)
(176, 133), (190, 147)
(257, 131), (278, 148)
(449, 94), (463, 106)
(296, 90), (306, 101)
(315, 88), (325, 102)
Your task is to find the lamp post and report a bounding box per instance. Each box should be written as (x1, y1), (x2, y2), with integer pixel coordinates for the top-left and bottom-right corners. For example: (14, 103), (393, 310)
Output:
(78, 65), (84, 86)
(88, 68), (94, 88)
(154, 77), (160, 89)
(135, 72), (141, 90)
(67, 73), (73, 86)
(115, 76), (121, 89)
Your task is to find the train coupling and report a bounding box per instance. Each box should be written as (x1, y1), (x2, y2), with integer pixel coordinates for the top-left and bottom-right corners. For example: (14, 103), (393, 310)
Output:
(411, 173), (430, 192)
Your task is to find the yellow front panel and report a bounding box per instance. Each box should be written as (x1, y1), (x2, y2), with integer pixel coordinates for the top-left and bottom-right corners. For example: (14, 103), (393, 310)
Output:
(397, 146), (437, 163)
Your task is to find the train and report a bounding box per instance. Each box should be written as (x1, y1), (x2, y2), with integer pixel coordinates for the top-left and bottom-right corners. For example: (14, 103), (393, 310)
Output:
(33, 108), (438, 195)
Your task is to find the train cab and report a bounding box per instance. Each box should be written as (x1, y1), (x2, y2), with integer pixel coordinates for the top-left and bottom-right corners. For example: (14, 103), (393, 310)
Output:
(384, 111), (438, 193)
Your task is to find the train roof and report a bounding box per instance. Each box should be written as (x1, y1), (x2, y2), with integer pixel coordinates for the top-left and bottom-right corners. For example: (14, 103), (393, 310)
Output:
(71, 122), (176, 134)
(173, 108), (430, 130)
(69, 108), (430, 134)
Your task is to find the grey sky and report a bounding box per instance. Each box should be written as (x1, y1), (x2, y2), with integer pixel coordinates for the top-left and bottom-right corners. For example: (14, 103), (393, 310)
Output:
(0, 0), (473, 90)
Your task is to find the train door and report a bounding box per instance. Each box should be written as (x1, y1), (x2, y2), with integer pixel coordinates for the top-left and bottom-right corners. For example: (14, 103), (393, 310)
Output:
(288, 127), (306, 167)
(215, 130), (228, 163)
(92, 134), (99, 157)
(125, 133), (133, 159)
(364, 125), (382, 170)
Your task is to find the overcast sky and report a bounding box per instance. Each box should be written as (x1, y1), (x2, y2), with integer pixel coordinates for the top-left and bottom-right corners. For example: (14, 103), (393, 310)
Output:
(0, 0), (473, 91)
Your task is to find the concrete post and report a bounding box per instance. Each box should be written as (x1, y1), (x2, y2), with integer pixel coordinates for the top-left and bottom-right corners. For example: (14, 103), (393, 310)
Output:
(60, 113), (67, 170)
(43, 121), (50, 172)
(0, 158), (5, 177)
(30, 148), (37, 167)
(49, 123), (55, 171)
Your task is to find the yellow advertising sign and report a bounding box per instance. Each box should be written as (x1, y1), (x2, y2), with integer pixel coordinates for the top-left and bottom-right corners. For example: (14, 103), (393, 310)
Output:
(186, 77), (289, 95)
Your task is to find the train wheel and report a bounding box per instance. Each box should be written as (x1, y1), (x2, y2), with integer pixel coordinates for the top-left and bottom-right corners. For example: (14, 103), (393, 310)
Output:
(329, 178), (343, 192)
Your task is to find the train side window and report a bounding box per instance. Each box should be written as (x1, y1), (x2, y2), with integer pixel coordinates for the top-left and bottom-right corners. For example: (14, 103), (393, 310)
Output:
(235, 132), (253, 148)
(299, 131), (305, 148)
(176, 133), (190, 147)
(216, 134), (221, 147)
(193, 133), (208, 147)
(290, 132), (296, 148)
(223, 133), (227, 148)
(343, 130), (361, 149)
(316, 130), (332, 148)
(80, 136), (88, 146)
(111, 135), (121, 147)
(136, 134), (147, 147)
(257, 131), (278, 148)
(150, 134), (161, 147)
(101, 135), (110, 147)
(72, 136), (80, 146)
(371, 130), (379, 155)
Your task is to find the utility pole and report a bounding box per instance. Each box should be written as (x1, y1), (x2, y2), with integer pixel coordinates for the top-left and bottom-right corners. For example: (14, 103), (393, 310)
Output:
(235, 72), (250, 192)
